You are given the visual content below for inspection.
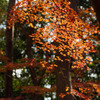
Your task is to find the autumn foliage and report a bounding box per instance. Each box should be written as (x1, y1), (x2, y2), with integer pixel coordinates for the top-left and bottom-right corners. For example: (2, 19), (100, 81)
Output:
(0, 0), (100, 99)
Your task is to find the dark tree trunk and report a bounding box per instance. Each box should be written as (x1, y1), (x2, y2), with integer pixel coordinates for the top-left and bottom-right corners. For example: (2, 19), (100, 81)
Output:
(90, 0), (100, 25)
(55, 0), (79, 100)
(26, 28), (41, 100)
(55, 54), (73, 100)
(5, 0), (15, 98)
(26, 28), (37, 85)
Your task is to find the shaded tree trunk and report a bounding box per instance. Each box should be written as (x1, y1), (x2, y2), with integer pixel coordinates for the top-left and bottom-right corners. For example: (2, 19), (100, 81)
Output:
(55, 0), (78, 100)
(55, 54), (73, 100)
(5, 0), (15, 98)
(90, 0), (100, 25)
(26, 28), (41, 100)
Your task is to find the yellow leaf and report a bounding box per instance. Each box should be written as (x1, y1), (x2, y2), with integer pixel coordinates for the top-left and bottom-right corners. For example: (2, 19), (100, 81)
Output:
(30, 23), (34, 28)
(34, 26), (37, 29)
(66, 87), (69, 91)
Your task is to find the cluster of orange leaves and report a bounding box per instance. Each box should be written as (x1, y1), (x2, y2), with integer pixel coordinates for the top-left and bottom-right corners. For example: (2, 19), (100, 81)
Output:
(20, 81), (100, 100)
(59, 81), (100, 99)
(0, 57), (44, 72)
(6, 0), (100, 99)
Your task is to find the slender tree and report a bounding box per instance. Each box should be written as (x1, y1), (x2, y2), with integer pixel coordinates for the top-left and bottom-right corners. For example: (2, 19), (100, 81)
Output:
(5, 0), (15, 98)
(26, 27), (42, 100)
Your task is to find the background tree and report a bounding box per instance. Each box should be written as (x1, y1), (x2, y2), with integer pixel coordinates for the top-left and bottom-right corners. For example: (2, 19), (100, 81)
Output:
(5, 0), (15, 98)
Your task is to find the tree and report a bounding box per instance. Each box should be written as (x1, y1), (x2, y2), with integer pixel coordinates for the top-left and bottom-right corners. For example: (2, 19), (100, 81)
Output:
(5, 0), (100, 100)
(54, 0), (79, 100)
(5, 0), (15, 98)
(90, 0), (100, 25)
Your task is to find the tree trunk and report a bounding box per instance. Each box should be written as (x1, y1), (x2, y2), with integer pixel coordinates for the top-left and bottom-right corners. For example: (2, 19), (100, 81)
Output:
(90, 0), (100, 25)
(5, 0), (15, 98)
(55, 54), (73, 100)
(26, 28), (41, 100)
(55, 0), (78, 100)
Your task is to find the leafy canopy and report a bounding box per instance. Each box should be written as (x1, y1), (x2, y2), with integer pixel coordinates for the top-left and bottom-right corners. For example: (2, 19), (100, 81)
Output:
(5, 0), (100, 99)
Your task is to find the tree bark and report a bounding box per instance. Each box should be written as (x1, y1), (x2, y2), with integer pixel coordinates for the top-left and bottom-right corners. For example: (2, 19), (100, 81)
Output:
(90, 0), (100, 25)
(5, 0), (15, 98)
(55, 0), (78, 100)
(26, 28), (41, 100)
(55, 54), (73, 100)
